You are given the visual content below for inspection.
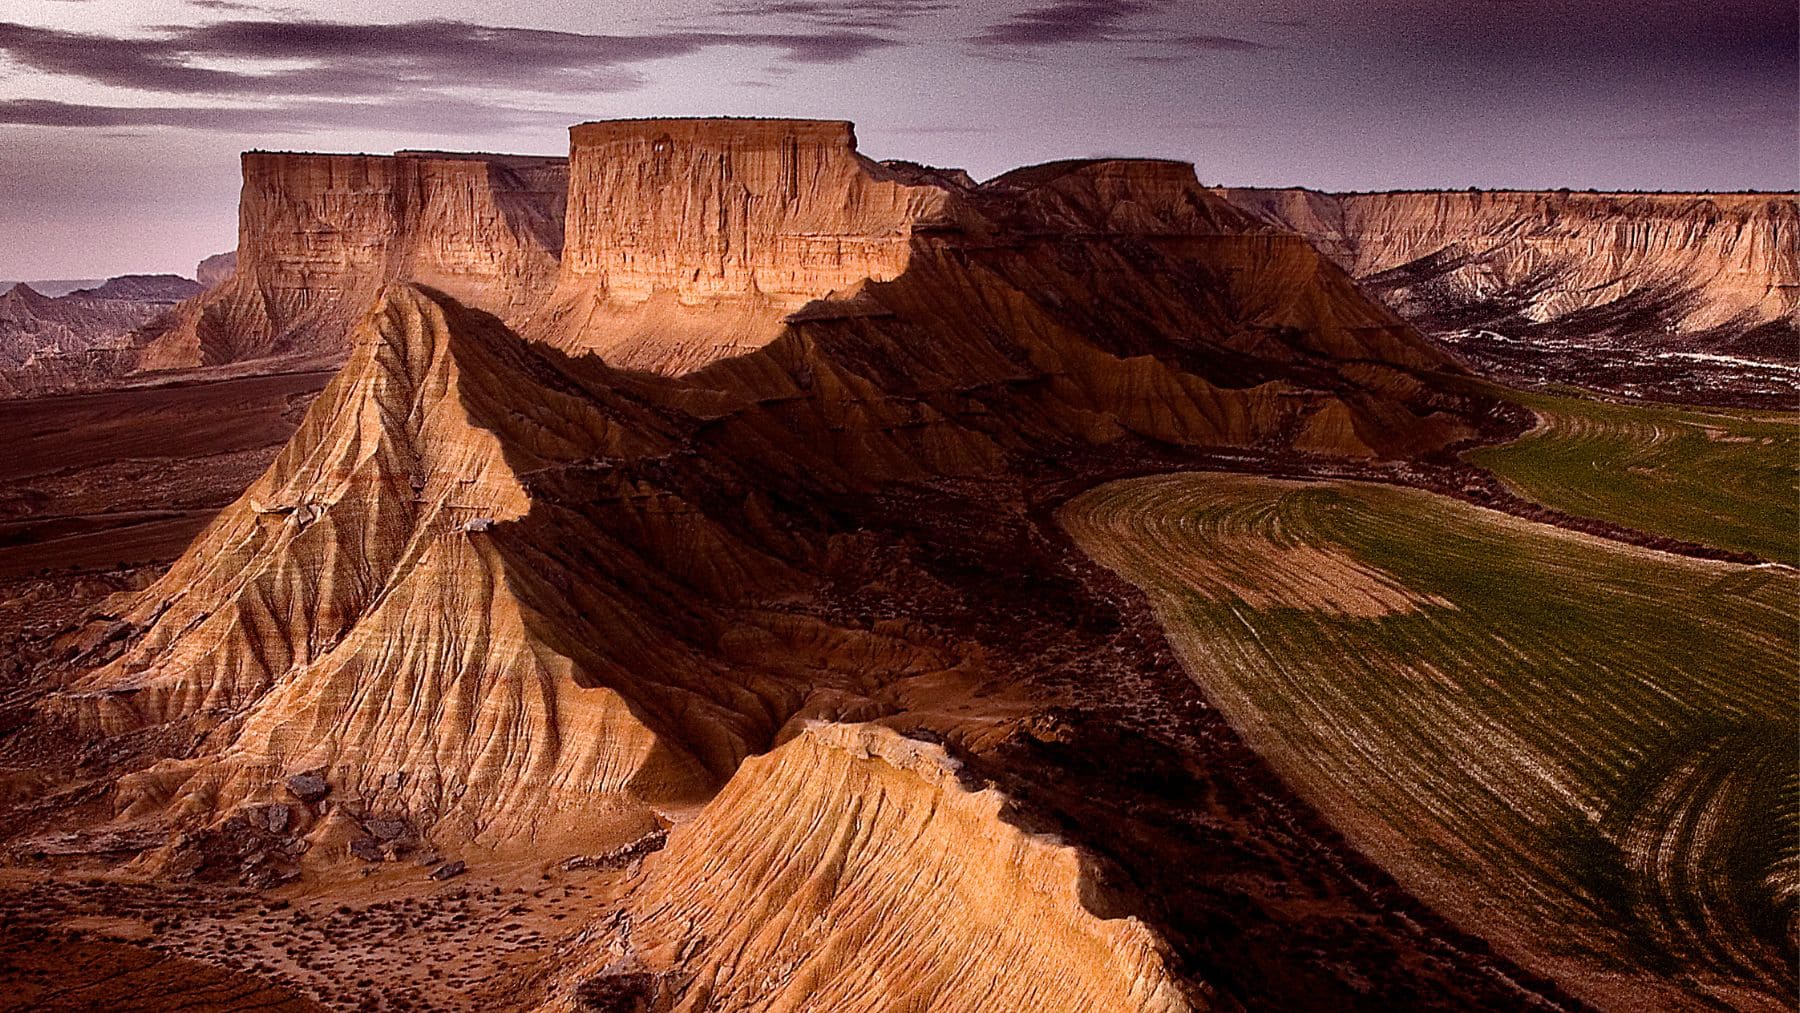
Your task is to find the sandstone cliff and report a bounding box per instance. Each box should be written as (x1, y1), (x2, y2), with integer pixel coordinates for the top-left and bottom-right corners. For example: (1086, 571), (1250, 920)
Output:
(136, 150), (568, 371)
(62, 121), (1480, 858)
(1225, 189), (1797, 336)
(195, 252), (237, 290)
(73, 286), (733, 847)
(1223, 188), (1799, 399)
(538, 118), (959, 373)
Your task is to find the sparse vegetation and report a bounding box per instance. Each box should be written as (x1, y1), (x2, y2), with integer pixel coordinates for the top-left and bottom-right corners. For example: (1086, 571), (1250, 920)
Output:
(1468, 390), (1798, 564)
(1063, 474), (1798, 1009)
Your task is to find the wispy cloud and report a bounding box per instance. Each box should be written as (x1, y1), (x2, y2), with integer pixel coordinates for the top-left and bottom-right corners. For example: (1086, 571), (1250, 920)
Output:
(0, 17), (899, 107)
(972, 0), (1152, 47)
(713, 0), (951, 30)
(969, 1), (1274, 59)
(0, 96), (581, 135)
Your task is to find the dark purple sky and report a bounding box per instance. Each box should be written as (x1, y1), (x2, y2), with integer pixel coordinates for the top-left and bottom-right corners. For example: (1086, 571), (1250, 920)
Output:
(1, 0), (1794, 278)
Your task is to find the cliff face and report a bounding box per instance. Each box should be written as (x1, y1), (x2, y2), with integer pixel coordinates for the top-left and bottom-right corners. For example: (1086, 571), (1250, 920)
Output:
(137, 150), (568, 370)
(62, 126), (1479, 850)
(540, 118), (958, 373)
(1224, 188), (1800, 401)
(562, 119), (951, 301)
(195, 252), (237, 290)
(1226, 189), (1797, 333)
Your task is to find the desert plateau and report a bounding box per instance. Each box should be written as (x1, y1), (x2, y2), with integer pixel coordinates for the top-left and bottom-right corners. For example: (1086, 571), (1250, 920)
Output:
(0, 3), (1793, 1011)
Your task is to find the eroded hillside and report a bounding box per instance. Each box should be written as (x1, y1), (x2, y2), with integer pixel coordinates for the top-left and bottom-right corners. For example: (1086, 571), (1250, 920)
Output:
(0, 275), (204, 397)
(1224, 188), (1800, 404)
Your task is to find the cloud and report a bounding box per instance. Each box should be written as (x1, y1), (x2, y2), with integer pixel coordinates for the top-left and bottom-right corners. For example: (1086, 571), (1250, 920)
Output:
(0, 96), (578, 136)
(969, 1), (1273, 58)
(713, 0), (951, 30)
(0, 17), (899, 103)
(972, 1), (1152, 47)
(1169, 34), (1272, 53)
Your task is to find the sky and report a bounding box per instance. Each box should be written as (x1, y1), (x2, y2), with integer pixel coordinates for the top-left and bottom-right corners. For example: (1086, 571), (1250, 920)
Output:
(0, 0), (1794, 279)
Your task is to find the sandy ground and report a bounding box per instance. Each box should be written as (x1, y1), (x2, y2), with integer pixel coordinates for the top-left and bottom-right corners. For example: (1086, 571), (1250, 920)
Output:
(0, 860), (635, 1011)
(0, 369), (328, 579)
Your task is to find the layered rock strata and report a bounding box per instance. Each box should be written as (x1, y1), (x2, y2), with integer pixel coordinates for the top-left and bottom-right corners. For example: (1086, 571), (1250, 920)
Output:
(1225, 189), (1797, 338)
(547, 723), (1195, 1012)
(136, 150), (568, 370)
(0, 276), (203, 397)
(539, 118), (959, 373)
(63, 122), (1482, 847)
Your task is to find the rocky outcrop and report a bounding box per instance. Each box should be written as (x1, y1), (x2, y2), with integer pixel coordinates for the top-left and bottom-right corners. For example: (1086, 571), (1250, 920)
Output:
(70, 286), (723, 847)
(136, 150), (568, 371)
(547, 722), (1195, 1012)
(61, 125), (1481, 847)
(66, 275), (205, 303)
(195, 251), (237, 290)
(539, 118), (959, 373)
(1225, 189), (1797, 335)
(1223, 188), (1800, 400)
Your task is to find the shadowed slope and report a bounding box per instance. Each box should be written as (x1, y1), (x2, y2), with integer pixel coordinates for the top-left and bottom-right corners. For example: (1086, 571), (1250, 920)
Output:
(70, 287), (725, 845)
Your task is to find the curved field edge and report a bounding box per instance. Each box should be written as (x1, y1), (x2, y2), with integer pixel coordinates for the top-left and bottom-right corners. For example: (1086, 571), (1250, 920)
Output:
(1466, 390), (1798, 565)
(1060, 473), (1798, 1012)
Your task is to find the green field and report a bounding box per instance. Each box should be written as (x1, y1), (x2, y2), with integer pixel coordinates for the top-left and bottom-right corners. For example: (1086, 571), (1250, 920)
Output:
(1467, 391), (1799, 565)
(1063, 474), (1798, 1010)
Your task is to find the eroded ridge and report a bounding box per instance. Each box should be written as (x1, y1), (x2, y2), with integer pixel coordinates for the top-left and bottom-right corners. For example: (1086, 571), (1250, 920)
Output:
(546, 722), (1197, 1013)
(66, 285), (712, 850)
(11, 119), (1583, 1009)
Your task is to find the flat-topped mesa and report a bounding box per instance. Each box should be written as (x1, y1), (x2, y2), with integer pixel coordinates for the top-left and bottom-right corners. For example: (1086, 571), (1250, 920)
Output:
(562, 118), (956, 303)
(543, 119), (961, 371)
(234, 150), (568, 289)
(136, 149), (569, 370)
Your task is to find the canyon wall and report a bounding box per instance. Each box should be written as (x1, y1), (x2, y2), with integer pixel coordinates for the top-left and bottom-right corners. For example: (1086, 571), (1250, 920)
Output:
(56, 125), (1485, 861)
(137, 150), (568, 370)
(40, 120), (1572, 1009)
(1223, 188), (1798, 404)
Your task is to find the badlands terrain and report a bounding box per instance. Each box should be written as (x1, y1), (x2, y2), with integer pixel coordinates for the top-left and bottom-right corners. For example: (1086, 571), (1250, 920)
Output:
(1223, 189), (1799, 407)
(0, 118), (1793, 1012)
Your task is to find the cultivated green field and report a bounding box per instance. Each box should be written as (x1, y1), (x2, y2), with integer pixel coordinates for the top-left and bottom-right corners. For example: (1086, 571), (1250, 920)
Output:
(1063, 474), (1798, 1010)
(1467, 391), (1798, 565)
